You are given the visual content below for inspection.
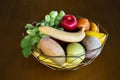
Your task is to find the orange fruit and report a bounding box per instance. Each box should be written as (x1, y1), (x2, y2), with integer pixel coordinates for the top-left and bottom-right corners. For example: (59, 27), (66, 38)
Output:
(77, 18), (90, 30)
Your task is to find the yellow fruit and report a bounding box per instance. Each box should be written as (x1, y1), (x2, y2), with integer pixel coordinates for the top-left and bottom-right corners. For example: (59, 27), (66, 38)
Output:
(39, 26), (85, 42)
(32, 50), (62, 68)
(90, 22), (99, 32)
(62, 63), (79, 69)
(39, 54), (54, 63)
(99, 34), (106, 44)
(32, 50), (40, 58)
(33, 48), (81, 69)
(39, 54), (62, 68)
(85, 31), (106, 44)
(39, 54), (82, 69)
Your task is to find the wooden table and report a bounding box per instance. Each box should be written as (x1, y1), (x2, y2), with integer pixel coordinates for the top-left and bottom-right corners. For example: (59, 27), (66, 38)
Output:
(0, 0), (120, 80)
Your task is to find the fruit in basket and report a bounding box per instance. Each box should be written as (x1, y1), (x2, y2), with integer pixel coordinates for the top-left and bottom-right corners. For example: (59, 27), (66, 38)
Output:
(66, 43), (85, 66)
(39, 37), (65, 65)
(39, 54), (63, 68)
(20, 10), (108, 70)
(90, 22), (99, 32)
(32, 50), (60, 67)
(39, 26), (85, 42)
(38, 54), (77, 69)
(77, 17), (90, 30)
(32, 50), (54, 64)
(85, 31), (106, 44)
(39, 54), (55, 64)
(82, 36), (101, 51)
(82, 36), (102, 58)
(86, 47), (102, 58)
(99, 34), (106, 44)
(60, 14), (77, 31)
(32, 50), (40, 58)
(39, 54), (79, 69)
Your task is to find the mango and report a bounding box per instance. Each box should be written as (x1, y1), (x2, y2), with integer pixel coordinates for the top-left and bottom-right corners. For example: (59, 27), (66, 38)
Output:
(39, 37), (65, 65)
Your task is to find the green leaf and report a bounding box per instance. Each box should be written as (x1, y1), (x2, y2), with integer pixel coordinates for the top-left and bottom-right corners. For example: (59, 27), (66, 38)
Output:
(22, 44), (32, 58)
(31, 36), (40, 45)
(25, 24), (33, 29)
(33, 27), (39, 33)
(24, 35), (31, 39)
(20, 38), (31, 48)
(26, 29), (35, 36)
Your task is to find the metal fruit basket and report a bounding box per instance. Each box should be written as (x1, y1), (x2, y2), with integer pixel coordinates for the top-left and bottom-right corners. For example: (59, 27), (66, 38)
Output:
(32, 24), (108, 70)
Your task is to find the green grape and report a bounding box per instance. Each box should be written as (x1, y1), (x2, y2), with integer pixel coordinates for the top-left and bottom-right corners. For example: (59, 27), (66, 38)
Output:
(56, 16), (62, 21)
(33, 27), (39, 33)
(59, 10), (65, 17)
(49, 18), (55, 26)
(45, 15), (50, 22)
(49, 22), (54, 27)
(41, 23), (45, 26)
(45, 22), (49, 26)
(50, 18), (56, 23)
(54, 20), (60, 26)
(49, 11), (58, 18)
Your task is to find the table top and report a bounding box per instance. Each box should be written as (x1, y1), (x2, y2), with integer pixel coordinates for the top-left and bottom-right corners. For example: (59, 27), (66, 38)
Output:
(0, 0), (120, 80)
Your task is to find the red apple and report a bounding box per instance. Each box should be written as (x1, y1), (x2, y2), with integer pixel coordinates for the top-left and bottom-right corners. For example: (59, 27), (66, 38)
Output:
(60, 14), (77, 31)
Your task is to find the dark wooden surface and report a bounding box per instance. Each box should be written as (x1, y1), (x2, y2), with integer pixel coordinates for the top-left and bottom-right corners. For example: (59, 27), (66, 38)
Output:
(0, 0), (120, 80)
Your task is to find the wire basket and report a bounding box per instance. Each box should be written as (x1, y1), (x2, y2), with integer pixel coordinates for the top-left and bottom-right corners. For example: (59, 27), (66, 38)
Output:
(32, 23), (108, 70)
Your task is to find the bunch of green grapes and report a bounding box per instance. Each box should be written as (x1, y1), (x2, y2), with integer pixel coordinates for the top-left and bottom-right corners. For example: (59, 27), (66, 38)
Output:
(40, 10), (65, 29)
(21, 11), (66, 58)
